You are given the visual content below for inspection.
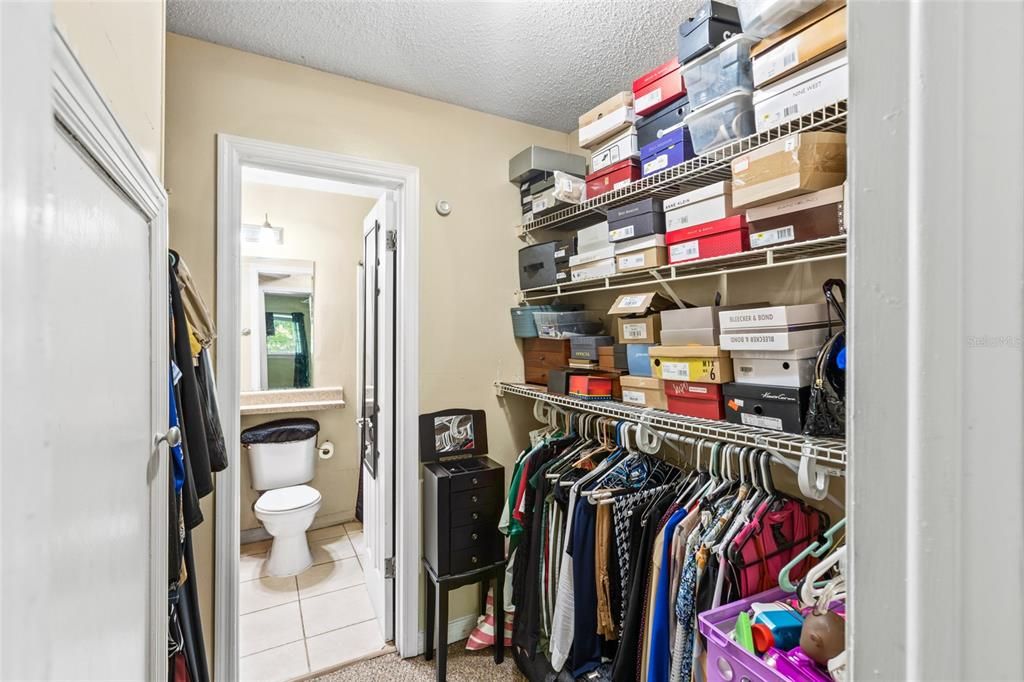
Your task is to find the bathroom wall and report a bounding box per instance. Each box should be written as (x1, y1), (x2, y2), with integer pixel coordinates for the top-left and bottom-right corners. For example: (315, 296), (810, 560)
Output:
(239, 181), (375, 531)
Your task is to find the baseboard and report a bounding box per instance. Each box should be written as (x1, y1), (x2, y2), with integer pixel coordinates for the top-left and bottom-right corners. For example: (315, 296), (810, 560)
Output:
(240, 510), (357, 545)
(414, 613), (480, 656)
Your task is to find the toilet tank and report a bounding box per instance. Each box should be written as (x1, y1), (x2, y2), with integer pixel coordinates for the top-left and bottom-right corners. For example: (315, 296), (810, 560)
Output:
(240, 418), (321, 491)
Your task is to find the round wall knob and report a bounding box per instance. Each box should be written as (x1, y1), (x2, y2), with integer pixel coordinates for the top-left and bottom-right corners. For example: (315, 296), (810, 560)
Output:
(435, 200), (452, 216)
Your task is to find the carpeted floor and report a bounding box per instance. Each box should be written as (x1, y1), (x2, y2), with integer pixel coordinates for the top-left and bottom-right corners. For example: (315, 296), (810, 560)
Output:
(308, 641), (525, 681)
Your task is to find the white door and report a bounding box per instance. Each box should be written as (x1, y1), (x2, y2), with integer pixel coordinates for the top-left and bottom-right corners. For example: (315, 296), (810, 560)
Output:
(357, 195), (395, 640)
(0, 25), (168, 681)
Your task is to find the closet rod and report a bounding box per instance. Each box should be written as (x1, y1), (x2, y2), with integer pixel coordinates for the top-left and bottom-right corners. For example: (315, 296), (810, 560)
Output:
(496, 381), (846, 469)
(532, 402), (844, 505)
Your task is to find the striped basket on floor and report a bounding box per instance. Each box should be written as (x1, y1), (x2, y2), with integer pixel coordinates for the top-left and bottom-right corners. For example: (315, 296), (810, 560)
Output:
(465, 588), (513, 650)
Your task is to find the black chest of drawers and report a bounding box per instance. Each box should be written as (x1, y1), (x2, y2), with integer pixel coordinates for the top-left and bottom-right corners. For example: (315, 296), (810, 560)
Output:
(422, 456), (505, 577)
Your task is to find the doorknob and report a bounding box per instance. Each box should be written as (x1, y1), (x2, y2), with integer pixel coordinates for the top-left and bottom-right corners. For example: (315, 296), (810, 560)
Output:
(156, 426), (182, 448)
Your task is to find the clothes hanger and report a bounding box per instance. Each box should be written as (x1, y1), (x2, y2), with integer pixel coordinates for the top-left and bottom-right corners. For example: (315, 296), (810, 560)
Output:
(778, 517), (847, 592)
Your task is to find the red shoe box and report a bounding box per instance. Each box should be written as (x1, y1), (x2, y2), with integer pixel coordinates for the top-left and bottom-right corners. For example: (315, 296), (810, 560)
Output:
(664, 380), (726, 420)
(633, 57), (686, 117)
(586, 158), (641, 199)
(666, 214), (749, 264)
(569, 374), (613, 399)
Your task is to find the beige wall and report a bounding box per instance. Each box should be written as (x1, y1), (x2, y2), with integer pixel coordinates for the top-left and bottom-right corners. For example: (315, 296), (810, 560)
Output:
(238, 182), (375, 532)
(165, 33), (573, 661)
(53, 1), (165, 178)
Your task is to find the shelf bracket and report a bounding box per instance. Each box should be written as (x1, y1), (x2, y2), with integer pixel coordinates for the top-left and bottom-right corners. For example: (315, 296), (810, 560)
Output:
(798, 444), (830, 500)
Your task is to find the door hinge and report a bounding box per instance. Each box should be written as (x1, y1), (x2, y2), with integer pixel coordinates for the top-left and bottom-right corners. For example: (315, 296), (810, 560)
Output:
(384, 556), (396, 579)
(386, 229), (398, 252)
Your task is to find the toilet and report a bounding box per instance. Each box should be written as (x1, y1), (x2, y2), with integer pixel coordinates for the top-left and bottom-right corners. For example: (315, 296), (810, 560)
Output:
(241, 417), (323, 577)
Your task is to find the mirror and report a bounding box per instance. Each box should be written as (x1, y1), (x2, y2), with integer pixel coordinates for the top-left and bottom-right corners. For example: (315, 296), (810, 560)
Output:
(433, 414), (476, 454)
(241, 256), (316, 391)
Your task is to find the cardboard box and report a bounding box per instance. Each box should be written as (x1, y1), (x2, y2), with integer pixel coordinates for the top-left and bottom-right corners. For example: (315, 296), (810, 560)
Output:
(591, 128), (640, 172)
(649, 356), (733, 383)
(585, 158), (641, 198)
(608, 291), (677, 316)
(636, 97), (691, 150)
(640, 126), (694, 177)
(649, 346), (732, 382)
(719, 324), (833, 351)
(617, 246), (668, 272)
(747, 184), (846, 249)
(579, 92), (637, 149)
(614, 234), (666, 255)
(569, 245), (616, 267)
(677, 0), (742, 65)
(570, 335), (615, 361)
(553, 238), (577, 263)
(608, 198), (666, 242)
(518, 242), (558, 290)
(731, 132), (847, 209)
(620, 375), (668, 410)
(569, 374), (614, 399)
(570, 257), (617, 282)
(663, 303), (770, 333)
(509, 145), (588, 185)
(664, 380), (726, 420)
(723, 383), (810, 433)
(752, 4), (847, 87)
(617, 315), (662, 344)
(575, 221), (610, 251)
(719, 303), (830, 330)
(661, 327), (717, 346)
(753, 50), (848, 133)
(732, 350), (817, 387)
(667, 215), (750, 263)
(633, 57), (687, 117)
(664, 181), (738, 233)
(626, 344), (655, 376)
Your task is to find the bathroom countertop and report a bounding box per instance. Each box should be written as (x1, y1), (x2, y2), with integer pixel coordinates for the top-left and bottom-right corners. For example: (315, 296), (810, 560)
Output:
(240, 387), (345, 416)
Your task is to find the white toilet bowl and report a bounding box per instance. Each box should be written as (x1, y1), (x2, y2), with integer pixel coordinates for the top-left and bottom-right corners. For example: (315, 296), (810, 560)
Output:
(254, 484), (322, 577)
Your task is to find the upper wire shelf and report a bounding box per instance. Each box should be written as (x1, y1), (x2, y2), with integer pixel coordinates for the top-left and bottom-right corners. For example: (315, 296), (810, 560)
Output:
(519, 235), (846, 302)
(495, 381), (846, 468)
(517, 100), (848, 240)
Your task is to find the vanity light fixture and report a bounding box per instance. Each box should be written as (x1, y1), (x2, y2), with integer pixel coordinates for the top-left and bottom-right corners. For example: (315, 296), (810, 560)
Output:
(241, 213), (284, 245)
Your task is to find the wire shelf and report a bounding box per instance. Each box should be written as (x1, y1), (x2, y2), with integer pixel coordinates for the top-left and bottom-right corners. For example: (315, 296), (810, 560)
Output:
(495, 381), (846, 467)
(520, 235), (846, 302)
(518, 100), (848, 240)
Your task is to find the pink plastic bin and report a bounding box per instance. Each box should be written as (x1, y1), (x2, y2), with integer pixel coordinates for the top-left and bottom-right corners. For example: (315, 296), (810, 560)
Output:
(698, 588), (792, 682)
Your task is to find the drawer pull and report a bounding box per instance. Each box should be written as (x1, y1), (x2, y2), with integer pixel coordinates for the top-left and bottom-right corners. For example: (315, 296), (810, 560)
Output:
(471, 495), (478, 503)
(471, 556), (478, 564)
(472, 512), (479, 520)
(471, 477), (478, 486)
(471, 532), (479, 541)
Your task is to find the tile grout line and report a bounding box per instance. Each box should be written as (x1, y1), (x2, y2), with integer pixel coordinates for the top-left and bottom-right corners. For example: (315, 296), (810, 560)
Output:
(239, 635), (306, 660)
(294, 574), (313, 674)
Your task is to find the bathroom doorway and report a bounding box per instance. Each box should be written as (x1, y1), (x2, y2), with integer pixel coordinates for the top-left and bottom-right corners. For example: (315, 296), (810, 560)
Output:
(214, 136), (421, 682)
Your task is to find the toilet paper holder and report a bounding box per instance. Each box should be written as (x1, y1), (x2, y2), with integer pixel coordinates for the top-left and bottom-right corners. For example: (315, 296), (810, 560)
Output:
(318, 441), (334, 459)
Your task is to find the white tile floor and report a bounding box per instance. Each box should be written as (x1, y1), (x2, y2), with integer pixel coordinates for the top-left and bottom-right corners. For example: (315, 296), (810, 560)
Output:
(238, 521), (393, 681)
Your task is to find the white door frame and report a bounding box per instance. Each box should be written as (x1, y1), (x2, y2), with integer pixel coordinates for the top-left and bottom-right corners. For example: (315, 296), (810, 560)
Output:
(848, 1), (1024, 679)
(214, 135), (421, 681)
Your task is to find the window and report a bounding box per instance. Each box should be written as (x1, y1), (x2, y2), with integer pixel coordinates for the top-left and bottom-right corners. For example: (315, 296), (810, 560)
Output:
(266, 313), (305, 356)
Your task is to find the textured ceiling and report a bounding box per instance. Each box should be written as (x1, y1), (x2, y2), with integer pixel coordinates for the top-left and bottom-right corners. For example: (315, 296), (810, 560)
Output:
(167, 0), (704, 132)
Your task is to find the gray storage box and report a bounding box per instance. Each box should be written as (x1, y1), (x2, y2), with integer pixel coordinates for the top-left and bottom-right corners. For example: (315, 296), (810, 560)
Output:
(570, 335), (615, 361)
(509, 146), (588, 186)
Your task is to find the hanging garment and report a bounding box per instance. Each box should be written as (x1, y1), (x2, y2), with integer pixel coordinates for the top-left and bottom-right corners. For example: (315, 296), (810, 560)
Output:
(611, 493), (672, 682)
(646, 507), (688, 682)
(171, 252), (216, 348)
(169, 268), (215, 497)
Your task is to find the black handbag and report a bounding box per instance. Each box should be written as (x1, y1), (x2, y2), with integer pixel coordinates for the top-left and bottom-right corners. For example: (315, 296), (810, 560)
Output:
(803, 279), (847, 437)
